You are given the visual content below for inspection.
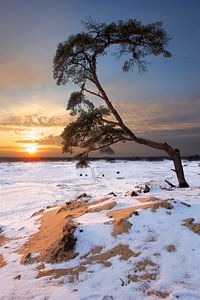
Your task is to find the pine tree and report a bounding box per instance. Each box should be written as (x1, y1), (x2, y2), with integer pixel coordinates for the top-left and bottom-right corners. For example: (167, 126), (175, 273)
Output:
(53, 18), (189, 188)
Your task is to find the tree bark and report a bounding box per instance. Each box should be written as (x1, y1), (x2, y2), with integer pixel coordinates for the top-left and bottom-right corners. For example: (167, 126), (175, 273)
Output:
(169, 148), (189, 188)
(92, 70), (189, 188)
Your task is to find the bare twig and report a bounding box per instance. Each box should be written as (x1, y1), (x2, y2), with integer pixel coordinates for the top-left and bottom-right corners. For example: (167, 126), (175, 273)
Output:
(164, 180), (176, 188)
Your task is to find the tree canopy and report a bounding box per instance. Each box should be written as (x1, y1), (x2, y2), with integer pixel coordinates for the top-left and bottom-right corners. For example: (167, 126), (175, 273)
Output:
(54, 18), (171, 86)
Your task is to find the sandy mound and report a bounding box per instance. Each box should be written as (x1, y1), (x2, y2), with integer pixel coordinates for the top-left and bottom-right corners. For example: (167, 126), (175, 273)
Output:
(20, 197), (116, 264)
(20, 195), (176, 284)
(20, 206), (79, 264)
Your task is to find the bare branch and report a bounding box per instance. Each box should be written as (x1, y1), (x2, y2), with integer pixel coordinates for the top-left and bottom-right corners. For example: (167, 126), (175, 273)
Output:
(83, 87), (104, 99)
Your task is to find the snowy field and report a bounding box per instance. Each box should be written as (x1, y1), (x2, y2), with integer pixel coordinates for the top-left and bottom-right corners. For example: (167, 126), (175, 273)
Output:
(0, 159), (200, 300)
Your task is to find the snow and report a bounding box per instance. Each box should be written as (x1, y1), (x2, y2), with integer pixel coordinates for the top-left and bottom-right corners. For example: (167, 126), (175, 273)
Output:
(0, 159), (200, 299)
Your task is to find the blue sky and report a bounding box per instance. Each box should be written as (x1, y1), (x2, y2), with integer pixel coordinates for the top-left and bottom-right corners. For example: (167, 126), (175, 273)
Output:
(0, 0), (199, 156)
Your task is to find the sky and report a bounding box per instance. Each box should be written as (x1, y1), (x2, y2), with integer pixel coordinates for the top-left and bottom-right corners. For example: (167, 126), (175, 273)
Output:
(0, 0), (200, 157)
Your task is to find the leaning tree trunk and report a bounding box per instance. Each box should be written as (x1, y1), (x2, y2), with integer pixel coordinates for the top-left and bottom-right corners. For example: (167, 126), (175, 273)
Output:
(92, 71), (189, 188)
(168, 148), (189, 188)
(132, 137), (189, 188)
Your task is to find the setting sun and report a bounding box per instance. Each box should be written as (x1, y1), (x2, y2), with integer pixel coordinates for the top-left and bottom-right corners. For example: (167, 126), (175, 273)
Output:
(25, 144), (38, 154)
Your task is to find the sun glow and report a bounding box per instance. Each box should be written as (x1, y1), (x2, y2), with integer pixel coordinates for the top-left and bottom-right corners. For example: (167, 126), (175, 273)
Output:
(25, 144), (38, 154)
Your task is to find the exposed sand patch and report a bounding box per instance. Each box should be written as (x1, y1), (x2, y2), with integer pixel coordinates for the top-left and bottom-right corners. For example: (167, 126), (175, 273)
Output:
(20, 196), (166, 283)
(37, 244), (140, 280)
(107, 199), (174, 236)
(128, 258), (159, 282)
(183, 218), (200, 235)
(80, 246), (104, 259)
(112, 218), (132, 236)
(0, 254), (6, 268)
(90, 246), (103, 255)
(57, 196), (112, 215)
(89, 201), (116, 212)
(0, 229), (10, 268)
(107, 201), (165, 223)
(20, 206), (80, 264)
(137, 196), (159, 203)
(37, 265), (87, 282)
(147, 290), (169, 298)
(151, 201), (174, 212)
(83, 244), (140, 267)
(0, 230), (9, 247)
(20, 197), (116, 264)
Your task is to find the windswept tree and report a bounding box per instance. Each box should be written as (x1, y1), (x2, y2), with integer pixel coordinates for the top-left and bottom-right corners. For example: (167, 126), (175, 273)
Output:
(53, 18), (189, 188)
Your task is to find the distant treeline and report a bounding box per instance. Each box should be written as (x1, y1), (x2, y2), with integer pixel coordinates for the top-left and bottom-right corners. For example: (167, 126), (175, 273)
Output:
(0, 155), (199, 163)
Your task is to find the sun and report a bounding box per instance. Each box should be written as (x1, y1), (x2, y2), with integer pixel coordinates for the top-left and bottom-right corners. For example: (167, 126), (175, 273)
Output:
(25, 144), (38, 154)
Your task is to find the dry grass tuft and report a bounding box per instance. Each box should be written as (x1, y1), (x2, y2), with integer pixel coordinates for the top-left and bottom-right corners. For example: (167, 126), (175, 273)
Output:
(147, 289), (169, 298)
(128, 258), (159, 282)
(165, 244), (176, 252)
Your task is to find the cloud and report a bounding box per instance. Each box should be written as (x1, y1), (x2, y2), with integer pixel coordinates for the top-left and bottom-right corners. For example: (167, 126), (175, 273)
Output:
(0, 95), (199, 156)
(115, 97), (200, 134)
(37, 135), (61, 145)
(0, 112), (71, 128)
(16, 135), (62, 146)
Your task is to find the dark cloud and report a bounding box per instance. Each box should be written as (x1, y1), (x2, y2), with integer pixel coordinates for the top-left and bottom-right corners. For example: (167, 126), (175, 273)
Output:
(37, 135), (61, 145)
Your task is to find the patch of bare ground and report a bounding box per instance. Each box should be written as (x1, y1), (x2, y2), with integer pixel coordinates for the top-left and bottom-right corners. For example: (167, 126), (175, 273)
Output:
(151, 201), (174, 212)
(20, 207), (79, 264)
(112, 218), (132, 236)
(107, 199), (173, 236)
(19, 197), (116, 265)
(137, 196), (159, 203)
(0, 229), (10, 268)
(147, 290), (169, 298)
(37, 244), (140, 280)
(0, 254), (6, 268)
(107, 201), (166, 224)
(128, 258), (159, 282)
(183, 218), (200, 235)
(0, 229), (9, 247)
(89, 201), (117, 212)
(37, 265), (87, 282)
(83, 244), (140, 267)
(20, 197), (165, 282)
(165, 244), (176, 252)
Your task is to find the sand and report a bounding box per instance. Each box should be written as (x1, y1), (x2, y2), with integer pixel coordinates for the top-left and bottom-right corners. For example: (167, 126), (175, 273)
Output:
(19, 197), (116, 264)
(0, 229), (10, 268)
(19, 196), (175, 283)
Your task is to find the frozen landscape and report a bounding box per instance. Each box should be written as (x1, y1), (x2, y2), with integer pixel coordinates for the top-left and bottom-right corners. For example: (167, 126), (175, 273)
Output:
(0, 159), (200, 300)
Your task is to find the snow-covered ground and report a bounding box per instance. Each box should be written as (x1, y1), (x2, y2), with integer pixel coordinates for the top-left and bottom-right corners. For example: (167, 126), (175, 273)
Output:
(0, 160), (200, 300)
